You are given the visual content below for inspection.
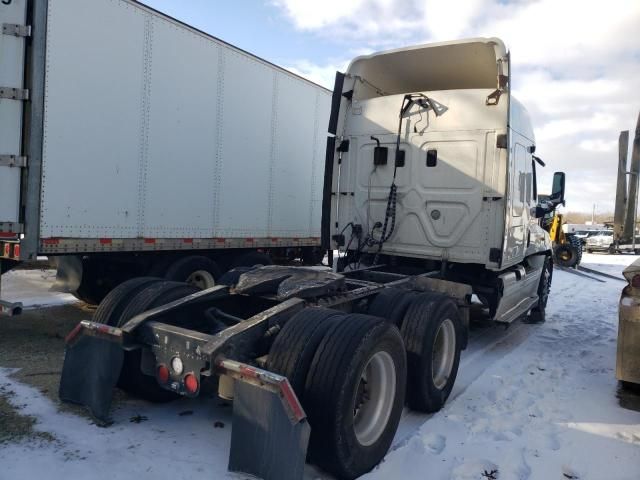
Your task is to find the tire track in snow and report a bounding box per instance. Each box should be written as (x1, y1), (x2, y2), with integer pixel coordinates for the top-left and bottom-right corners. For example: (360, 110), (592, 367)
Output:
(392, 319), (536, 449)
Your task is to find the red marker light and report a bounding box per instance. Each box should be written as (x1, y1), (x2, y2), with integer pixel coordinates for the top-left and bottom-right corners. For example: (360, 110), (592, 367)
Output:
(157, 365), (170, 384)
(184, 373), (199, 394)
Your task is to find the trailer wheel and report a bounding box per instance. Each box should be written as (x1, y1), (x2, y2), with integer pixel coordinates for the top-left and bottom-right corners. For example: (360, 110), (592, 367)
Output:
(368, 288), (418, 327)
(304, 314), (406, 479)
(164, 256), (221, 289)
(401, 293), (462, 413)
(93, 277), (162, 326)
(231, 251), (273, 268)
(266, 308), (343, 399)
(528, 256), (553, 324)
(116, 281), (200, 402)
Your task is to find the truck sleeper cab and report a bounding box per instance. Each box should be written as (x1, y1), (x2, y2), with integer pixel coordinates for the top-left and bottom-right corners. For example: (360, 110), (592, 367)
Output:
(324, 37), (558, 324)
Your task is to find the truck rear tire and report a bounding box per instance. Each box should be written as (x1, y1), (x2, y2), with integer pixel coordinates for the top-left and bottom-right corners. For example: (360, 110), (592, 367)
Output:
(401, 293), (462, 413)
(266, 307), (343, 400)
(115, 281), (200, 402)
(304, 314), (406, 479)
(368, 288), (418, 327)
(93, 277), (162, 325)
(164, 256), (221, 289)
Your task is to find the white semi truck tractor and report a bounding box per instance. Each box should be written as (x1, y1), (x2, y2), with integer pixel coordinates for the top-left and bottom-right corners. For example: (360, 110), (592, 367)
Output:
(58, 28), (565, 480)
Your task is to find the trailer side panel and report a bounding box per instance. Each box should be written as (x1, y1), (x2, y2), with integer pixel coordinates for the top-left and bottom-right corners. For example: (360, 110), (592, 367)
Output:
(38, 0), (331, 242)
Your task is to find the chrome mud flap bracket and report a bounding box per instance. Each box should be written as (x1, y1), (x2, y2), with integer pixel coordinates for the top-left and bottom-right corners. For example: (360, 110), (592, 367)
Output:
(220, 359), (310, 480)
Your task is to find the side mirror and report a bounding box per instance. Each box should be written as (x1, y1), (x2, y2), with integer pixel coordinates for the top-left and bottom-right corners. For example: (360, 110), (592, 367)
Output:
(550, 171), (565, 204)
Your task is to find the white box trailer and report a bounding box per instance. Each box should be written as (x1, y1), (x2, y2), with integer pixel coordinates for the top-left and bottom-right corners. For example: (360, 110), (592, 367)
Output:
(0, 0), (331, 311)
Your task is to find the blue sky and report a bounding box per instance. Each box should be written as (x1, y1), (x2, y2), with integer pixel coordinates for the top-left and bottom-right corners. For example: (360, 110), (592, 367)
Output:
(144, 0), (640, 215)
(142, 1), (334, 66)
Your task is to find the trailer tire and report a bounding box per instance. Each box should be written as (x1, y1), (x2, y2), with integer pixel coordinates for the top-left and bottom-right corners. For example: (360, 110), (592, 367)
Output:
(93, 277), (162, 326)
(401, 293), (462, 413)
(368, 288), (419, 327)
(304, 314), (406, 479)
(528, 256), (553, 324)
(231, 251), (273, 268)
(266, 307), (343, 400)
(116, 281), (200, 402)
(164, 256), (221, 289)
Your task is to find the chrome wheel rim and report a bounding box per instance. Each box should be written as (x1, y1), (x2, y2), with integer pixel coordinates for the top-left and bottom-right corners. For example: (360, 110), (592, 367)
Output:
(353, 351), (396, 446)
(185, 270), (216, 289)
(432, 319), (456, 390)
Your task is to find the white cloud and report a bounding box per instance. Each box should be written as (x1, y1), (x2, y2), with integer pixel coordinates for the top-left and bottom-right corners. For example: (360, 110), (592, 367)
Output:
(579, 139), (618, 153)
(535, 113), (618, 141)
(271, 0), (640, 212)
(422, 0), (492, 40)
(271, 0), (365, 30)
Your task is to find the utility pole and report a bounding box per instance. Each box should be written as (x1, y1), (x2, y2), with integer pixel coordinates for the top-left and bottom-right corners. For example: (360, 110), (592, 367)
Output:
(614, 131), (629, 243)
(632, 112), (640, 251)
(624, 116), (640, 245)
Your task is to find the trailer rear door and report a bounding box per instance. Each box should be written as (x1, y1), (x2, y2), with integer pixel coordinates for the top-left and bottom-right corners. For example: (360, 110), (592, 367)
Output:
(0, 0), (28, 236)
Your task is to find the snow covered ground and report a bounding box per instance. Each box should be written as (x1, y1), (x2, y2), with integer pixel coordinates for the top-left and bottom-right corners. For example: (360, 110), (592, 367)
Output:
(1, 257), (639, 479)
(366, 255), (640, 480)
(580, 252), (636, 278)
(1, 268), (77, 309)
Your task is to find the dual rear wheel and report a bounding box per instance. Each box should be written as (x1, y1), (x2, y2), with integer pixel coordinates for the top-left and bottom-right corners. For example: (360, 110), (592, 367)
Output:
(93, 277), (199, 401)
(267, 291), (463, 479)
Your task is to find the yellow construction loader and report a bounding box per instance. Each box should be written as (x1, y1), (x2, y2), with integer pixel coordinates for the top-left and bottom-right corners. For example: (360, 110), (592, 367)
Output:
(539, 199), (582, 268)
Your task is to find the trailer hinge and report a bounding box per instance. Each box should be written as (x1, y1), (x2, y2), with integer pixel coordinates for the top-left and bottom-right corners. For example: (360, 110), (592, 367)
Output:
(0, 155), (27, 168)
(0, 87), (29, 101)
(2, 23), (32, 37)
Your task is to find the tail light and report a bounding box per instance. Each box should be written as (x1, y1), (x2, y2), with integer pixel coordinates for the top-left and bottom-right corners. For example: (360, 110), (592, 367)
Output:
(184, 373), (199, 394)
(157, 365), (170, 384)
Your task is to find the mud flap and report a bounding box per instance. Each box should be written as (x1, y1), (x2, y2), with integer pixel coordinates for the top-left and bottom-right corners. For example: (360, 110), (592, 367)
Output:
(59, 323), (124, 423)
(222, 360), (310, 480)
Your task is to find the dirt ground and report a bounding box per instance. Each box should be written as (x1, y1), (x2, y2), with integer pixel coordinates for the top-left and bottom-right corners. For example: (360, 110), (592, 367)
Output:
(0, 303), (95, 443)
